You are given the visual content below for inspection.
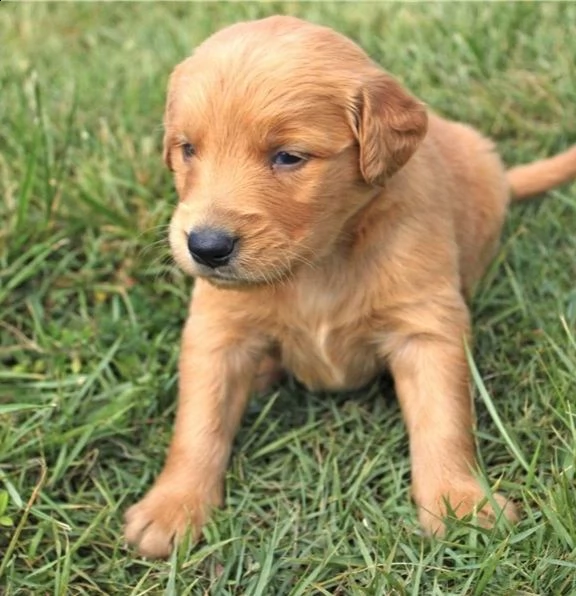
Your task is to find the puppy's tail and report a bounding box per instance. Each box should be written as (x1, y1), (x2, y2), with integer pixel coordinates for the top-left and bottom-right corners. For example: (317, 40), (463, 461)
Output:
(507, 145), (576, 201)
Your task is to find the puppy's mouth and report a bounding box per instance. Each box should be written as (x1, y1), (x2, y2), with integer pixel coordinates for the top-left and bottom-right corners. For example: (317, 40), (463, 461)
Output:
(171, 228), (303, 287)
(204, 270), (250, 287)
(195, 261), (295, 288)
(200, 269), (280, 289)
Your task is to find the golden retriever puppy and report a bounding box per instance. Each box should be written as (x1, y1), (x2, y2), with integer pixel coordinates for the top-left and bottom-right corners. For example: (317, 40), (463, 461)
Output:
(124, 15), (576, 558)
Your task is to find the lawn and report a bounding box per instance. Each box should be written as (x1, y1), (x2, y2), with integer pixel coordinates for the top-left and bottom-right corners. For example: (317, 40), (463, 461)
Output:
(1, 3), (575, 594)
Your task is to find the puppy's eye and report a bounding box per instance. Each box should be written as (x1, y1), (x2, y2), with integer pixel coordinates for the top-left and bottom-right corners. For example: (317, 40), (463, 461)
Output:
(272, 151), (306, 168)
(182, 143), (196, 161)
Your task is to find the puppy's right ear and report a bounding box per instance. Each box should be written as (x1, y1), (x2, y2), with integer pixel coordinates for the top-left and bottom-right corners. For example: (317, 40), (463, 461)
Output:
(350, 71), (428, 186)
(162, 62), (187, 172)
(162, 131), (173, 171)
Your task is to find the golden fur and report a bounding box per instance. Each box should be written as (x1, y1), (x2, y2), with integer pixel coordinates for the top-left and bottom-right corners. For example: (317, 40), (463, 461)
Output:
(124, 16), (576, 558)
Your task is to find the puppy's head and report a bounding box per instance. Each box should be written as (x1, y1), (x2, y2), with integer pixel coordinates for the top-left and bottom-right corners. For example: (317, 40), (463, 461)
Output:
(164, 16), (427, 287)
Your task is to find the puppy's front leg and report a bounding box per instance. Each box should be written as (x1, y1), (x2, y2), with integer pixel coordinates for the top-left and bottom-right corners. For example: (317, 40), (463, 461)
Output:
(387, 305), (518, 534)
(125, 297), (266, 559)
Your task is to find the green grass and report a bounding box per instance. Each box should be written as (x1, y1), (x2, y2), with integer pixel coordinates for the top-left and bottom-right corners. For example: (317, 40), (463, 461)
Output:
(1, 3), (575, 594)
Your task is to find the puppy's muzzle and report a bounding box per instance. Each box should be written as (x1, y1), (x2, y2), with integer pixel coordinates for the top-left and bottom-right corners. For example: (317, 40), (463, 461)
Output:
(187, 228), (237, 268)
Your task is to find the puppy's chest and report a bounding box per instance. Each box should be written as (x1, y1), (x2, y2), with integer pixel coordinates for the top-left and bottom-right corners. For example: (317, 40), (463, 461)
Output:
(273, 288), (381, 391)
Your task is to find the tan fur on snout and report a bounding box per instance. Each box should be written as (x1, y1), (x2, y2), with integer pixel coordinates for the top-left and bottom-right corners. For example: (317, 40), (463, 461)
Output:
(124, 15), (576, 558)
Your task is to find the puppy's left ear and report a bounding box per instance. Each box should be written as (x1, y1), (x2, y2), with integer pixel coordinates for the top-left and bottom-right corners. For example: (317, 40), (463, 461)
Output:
(350, 71), (428, 186)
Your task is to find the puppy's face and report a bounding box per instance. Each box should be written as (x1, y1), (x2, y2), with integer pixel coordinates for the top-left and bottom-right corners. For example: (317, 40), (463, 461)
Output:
(164, 16), (427, 287)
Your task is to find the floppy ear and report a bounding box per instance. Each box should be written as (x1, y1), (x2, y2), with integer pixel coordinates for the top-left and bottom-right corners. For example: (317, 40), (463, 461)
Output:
(162, 129), (173, 171)
(351, 72), (428, 186)
(162, 74), (178, 171)
(162, 61), (188, 171)
(162, 132), (173, 171)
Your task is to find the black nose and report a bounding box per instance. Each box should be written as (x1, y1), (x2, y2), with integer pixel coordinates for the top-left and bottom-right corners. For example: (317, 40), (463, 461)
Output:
(187, 228), (237, 268)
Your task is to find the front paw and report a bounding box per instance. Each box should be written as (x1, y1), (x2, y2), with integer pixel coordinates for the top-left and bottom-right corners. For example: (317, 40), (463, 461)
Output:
(124, 483), (217, 559)
(417, 480), (519, 536)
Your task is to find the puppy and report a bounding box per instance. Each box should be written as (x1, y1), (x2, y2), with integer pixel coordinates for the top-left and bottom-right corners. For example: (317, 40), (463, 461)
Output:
(125, 15), (576, 559)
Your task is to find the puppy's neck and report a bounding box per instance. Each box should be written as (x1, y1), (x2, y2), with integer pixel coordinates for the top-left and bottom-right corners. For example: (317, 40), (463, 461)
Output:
(339, 185), (395, 252)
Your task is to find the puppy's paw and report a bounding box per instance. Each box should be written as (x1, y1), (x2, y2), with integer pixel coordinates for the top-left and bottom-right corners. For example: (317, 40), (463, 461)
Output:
(124, 483), (215, 559)
(418, 480), (518, 536)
